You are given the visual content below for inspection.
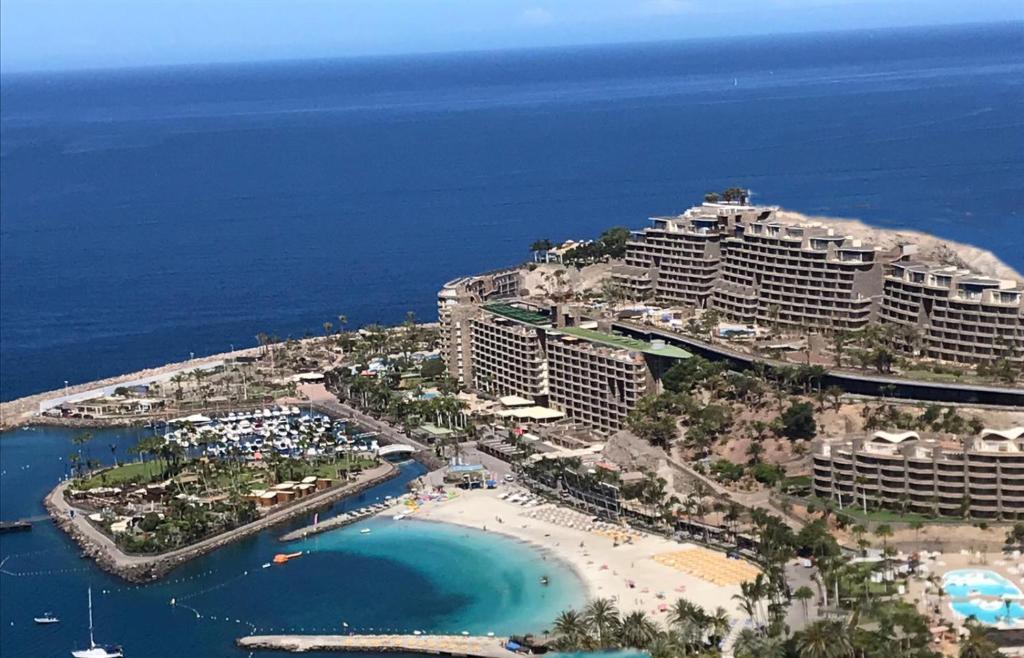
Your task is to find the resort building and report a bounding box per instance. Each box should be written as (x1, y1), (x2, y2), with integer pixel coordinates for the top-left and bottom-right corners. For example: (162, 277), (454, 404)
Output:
(624, 204), (769, 307)
(812, 427), (1024, 519)
(546, 332), (653, 432)
(712, 218), (894, 332)
(468, 306), (548, 401)
(437, 268), (522, 383)
(880, 262), (1024, 365)
(623, 200), (898, 332)
(438, 298), (691, 431)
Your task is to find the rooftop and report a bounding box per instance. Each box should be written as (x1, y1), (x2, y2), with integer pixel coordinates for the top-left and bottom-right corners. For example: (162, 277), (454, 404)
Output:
(483, 303), (550, 325)
(555, 326), (692, 359)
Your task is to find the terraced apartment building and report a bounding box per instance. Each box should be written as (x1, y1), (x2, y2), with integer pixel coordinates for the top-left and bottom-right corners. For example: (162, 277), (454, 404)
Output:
(438, 298), (690, 431)
(621, 203), (770, 306)
(712, 218), (892, 332)
(437, 268), (522, 383)
(812, 427), (1024, 519)
(880, 262), (1024, 365)
(621, 198), (1023, 363)
(625, 201), (894, 332)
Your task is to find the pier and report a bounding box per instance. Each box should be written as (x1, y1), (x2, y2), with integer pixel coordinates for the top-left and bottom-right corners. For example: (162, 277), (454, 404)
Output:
(237, 634), (519, 657)
(278, 502), (391, 542)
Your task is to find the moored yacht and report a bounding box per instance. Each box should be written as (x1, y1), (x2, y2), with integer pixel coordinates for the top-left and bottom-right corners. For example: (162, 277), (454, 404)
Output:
(71, 588), (122, 658)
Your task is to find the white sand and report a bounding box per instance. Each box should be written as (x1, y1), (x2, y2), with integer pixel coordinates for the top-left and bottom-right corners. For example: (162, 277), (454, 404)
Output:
(404, 488), (745, 622)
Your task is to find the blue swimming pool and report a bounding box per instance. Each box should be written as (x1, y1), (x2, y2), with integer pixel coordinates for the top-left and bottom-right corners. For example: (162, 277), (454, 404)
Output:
(944, 570), (1024, 625)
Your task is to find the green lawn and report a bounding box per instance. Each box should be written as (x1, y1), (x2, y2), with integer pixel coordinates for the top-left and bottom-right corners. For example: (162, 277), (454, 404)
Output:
(78, 460), (165, 489)
(807, 496), (962, 526)
(77, 456), (378, 492)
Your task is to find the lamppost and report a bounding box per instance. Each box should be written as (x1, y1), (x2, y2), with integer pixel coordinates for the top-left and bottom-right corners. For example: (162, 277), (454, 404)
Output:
(64, 380), (69, 397)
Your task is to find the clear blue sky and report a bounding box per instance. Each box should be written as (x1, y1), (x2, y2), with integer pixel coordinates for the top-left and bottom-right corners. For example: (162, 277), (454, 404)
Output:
(1, 0), (1021, 72)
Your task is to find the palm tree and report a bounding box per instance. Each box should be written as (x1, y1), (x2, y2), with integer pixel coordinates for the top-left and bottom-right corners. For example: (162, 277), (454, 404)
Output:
(551, 609), (590, 651)
(793, 585), (814, 619)
(797, 620), (853, 658)
(732, 628), (760, 658)
(618, 611), (659, 650)
(708, 606), (730, 645)
(874, 523), (894, 590)
(668, 597), (706, 631)
(582, 598), (620, 648)
(72, 432), (93, 474)
(959, 626), (999, 658)
(647, 629), (685, 658)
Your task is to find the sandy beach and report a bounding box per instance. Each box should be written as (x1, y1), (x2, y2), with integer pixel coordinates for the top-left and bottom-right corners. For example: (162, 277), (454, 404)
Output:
(403, 487), (748, 622)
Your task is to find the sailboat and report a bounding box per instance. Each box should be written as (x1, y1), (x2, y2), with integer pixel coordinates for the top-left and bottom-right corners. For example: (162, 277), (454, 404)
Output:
(71, 588), (123, 658)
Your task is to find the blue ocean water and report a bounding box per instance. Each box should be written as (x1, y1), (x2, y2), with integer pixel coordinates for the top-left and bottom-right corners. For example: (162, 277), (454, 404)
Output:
(0, 426), (585, 657)
(1, 22), (1023, 401)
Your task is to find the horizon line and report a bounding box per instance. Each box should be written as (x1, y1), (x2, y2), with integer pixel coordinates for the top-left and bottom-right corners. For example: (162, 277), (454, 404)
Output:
(2, 18), (1020, 78)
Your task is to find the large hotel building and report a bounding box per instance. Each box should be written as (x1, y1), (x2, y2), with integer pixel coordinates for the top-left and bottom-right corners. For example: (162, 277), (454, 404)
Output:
(812, 427), (1024, 519)
(437, 275), (690, 431)
(622, 199), (1023, 360)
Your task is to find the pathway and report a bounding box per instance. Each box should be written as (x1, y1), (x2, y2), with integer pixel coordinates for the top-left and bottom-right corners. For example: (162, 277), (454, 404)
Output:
(237, 634), (518, 657)
(45, 462), (396, 581)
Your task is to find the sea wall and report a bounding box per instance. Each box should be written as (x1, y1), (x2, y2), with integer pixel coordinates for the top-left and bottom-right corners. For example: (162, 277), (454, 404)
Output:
(45, 462), (399, 583)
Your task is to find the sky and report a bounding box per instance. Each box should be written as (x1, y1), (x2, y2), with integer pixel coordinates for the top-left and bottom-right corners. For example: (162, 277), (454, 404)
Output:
(1, 0), (1022, 72)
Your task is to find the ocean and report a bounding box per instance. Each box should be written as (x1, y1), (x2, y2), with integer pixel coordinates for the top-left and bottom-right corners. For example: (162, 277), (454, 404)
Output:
(0, 426), (585, 657)
(1, 22), (1022, 401)
(0, 22), (1022, 655)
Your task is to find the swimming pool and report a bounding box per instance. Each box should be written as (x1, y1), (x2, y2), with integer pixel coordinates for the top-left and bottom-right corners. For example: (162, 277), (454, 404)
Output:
(943, 569), (1024, 625)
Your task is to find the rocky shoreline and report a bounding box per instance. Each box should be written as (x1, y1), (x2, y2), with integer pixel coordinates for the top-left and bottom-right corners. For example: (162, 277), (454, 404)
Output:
(44, 462), (399, 583)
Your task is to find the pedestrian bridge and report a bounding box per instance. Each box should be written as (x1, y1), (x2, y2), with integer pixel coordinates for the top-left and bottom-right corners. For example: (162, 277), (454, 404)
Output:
(378, 444), (418, 457)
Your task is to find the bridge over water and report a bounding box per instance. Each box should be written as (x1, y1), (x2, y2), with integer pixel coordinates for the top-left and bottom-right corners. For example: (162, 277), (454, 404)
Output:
(377, 443), (418, 458)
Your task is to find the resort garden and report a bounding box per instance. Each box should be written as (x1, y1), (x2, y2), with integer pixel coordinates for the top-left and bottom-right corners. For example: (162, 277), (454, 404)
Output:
(64, 422), (379, 555)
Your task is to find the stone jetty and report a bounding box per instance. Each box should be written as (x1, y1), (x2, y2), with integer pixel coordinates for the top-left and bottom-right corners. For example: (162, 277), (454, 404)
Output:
(45, 463), (398, 583)
(278, 501), (391, 542)
(237, 634), (519, 657)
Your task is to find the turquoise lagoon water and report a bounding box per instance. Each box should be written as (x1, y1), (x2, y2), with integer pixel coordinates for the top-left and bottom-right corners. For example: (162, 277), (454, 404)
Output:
(0, 426), (586, 656)
(944, 569), (1024, 625)
(288, 517), (586, 635)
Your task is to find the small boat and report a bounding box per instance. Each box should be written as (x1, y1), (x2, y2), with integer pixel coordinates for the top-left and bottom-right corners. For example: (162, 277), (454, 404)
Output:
(261, 563), (271, 569)
(34, 613), (60, 624)
(272, 552), (303, 564)
(71, 588), (123, 658)
(540, 575), (550, 586)
(360, 528), (372, 535)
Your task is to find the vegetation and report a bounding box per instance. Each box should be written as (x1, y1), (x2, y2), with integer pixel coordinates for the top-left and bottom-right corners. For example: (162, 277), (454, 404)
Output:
(559, 227), (632, 265)
(779, 401), (816, 440)
(549, 597), (730, 654)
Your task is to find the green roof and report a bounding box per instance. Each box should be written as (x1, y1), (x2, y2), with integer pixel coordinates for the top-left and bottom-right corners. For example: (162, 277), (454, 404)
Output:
(556, 326), (692, 359)
(483, 303), (550, 325)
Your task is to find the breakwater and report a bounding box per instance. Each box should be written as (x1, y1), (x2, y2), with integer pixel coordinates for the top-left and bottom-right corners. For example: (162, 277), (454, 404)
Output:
(278, 501), (391, 542)
(237, 634), (518, 657)
(44, 462), (399, 583)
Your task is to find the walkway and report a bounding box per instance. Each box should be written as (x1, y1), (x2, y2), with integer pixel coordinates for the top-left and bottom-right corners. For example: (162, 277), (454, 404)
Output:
(615, 321), (1024, 406)
(237, 634), (518, 657)
(45, 462), (396, 581)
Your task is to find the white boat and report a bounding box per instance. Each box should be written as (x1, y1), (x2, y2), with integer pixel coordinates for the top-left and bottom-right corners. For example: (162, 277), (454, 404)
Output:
(360, 528), (372, 534)
(34, 612), (60, 624)
(71, 588), (123, 658)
